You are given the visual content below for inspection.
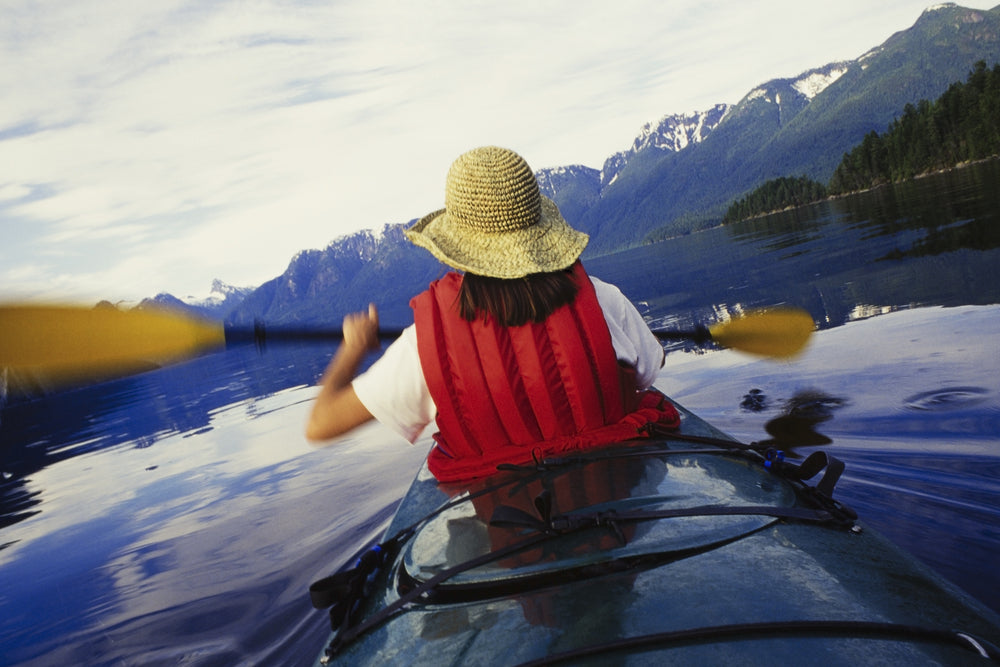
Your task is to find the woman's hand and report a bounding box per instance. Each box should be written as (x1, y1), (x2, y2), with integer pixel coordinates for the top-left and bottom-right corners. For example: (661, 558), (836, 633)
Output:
(305, 303), (380, 443)
(342, 303), (380, 353)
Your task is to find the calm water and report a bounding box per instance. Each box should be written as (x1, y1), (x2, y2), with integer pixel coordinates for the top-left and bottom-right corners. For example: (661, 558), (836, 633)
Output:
(2, 160), (999, 665)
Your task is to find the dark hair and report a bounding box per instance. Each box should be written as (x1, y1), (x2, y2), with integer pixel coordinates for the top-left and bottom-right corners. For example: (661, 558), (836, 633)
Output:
(458, 269), (579, 327)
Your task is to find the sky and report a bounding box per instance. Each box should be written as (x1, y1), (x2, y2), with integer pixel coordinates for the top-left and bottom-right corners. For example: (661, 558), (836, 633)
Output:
(2, 0), (997, 304)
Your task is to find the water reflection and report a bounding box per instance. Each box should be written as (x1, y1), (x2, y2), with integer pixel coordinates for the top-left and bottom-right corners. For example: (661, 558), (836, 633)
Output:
(662, 304), (1000, 617)
(0, 344), (337, 534)
(588, 158), (1000, 339)
(757, 390), (847, 451)
(734, 159), (1000, 256)
(0, 379), (429, 665)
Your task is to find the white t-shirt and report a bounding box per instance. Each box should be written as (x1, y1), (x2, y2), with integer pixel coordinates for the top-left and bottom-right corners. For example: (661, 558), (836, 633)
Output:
(353, 276), (664, 443)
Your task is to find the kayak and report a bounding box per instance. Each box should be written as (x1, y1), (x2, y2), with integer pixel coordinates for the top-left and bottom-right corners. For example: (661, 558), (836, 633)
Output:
(310, 398), (1000, 665)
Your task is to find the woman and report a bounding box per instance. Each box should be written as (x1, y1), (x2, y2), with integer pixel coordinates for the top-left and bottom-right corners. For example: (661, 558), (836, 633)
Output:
(306, 146), (678, 482)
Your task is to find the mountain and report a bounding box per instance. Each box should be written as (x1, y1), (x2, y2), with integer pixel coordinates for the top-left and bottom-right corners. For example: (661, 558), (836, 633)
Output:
(533, 63), (854, 251)
(570, 3), (1000, 251)
(599, 104), (732, 188)
(194, 279), (255, 317)
(225, 225), (442, 328)
(533, 105), (731, 246)
(159, 3), (1000, 327)
(136, 279), (253, 320)
(535, 165), (602, 222)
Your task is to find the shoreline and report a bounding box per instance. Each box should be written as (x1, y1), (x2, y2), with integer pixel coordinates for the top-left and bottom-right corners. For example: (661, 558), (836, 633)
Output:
(649, 154), (1000, 237)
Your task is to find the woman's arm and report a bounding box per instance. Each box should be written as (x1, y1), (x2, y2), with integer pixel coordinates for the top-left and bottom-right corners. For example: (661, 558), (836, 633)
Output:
(305, 304), (380, 444)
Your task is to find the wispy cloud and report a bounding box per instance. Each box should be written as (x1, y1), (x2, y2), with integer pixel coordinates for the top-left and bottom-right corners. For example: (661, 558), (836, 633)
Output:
(2, 0), (991, 302)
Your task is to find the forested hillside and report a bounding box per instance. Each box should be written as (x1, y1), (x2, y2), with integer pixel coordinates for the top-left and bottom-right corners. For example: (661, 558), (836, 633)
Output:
(829, 60), (1000, 193)
(592, 5), (1000, 248)
(722, 177), (828, 224)
(724, 61), (1000, 222)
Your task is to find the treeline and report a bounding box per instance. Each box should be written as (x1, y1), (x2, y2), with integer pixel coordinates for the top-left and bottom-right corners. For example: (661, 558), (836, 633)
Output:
(830, 60), (1000, 193)
(722, 176), (827, 224)
(725, 61), (1000, 222)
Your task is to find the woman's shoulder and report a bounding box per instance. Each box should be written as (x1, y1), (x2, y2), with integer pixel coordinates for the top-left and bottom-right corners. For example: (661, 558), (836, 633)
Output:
(588, 275), (629, 307)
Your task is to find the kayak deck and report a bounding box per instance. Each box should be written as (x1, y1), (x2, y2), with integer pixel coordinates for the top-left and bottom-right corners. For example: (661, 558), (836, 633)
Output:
(314, 401), (1000, 665)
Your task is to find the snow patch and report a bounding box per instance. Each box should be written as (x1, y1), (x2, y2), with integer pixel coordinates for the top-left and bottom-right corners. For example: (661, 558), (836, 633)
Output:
(182, 279), (253, 308)
(792, 67), (848, 99)
(859, 47), (881, 62)
(599, 104), (729, 188)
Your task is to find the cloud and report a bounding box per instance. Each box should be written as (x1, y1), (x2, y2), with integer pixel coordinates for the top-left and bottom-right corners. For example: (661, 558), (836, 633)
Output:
(1, 0), (995, 302)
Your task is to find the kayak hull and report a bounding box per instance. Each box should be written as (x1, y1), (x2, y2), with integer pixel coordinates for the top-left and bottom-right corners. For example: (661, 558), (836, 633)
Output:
(314, 401), (1000, 665)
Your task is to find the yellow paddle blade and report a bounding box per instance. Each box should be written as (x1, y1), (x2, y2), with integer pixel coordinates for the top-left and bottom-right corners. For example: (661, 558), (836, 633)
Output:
(0, 304), (226, 385)
(707, 308), (814, 359)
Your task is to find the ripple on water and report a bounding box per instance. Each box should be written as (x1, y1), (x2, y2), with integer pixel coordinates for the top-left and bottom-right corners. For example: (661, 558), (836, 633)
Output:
(903, 386), (990, 412)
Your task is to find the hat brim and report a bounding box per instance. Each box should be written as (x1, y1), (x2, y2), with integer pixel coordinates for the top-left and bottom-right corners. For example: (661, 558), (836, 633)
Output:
(405, 196), (588, 278)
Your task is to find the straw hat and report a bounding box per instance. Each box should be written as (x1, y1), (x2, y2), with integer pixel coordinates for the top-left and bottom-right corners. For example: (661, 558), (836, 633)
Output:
(406, 146), (589, 278)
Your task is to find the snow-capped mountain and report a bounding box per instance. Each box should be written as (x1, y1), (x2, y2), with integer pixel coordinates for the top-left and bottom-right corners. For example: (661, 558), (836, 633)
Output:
(541, 66), (840, 199)
(535, 165), (602, 222)
(790, 65), (851, 100)
(136, 279), (253, 320)
(730, 61), (852, 129)
(601, 104), (731, 188)
(535, 165), (600, 197)
(184, 279), (254, 313)
(536, 105), (732, 210)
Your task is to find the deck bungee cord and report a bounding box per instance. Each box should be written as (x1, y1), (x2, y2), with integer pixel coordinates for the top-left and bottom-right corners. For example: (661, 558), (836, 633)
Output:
(310, 429), (864, 662)
(315, 491), (848, 662)
(513, 620), (1000, 666)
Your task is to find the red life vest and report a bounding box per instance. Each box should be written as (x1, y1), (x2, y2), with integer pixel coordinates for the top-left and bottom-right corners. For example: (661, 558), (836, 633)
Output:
(411, 262), (680, 482)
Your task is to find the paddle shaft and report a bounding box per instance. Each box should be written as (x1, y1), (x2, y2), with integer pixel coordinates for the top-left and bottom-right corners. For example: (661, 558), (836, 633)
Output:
(651, 326), (713, 345)
(224, 323), (406, 347)
(226, 323), (714, 347)
(229, 319), (809, 352)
